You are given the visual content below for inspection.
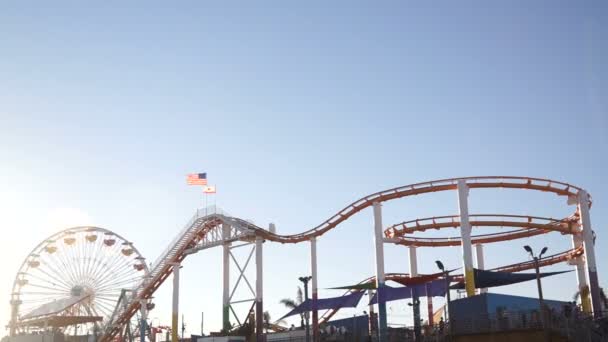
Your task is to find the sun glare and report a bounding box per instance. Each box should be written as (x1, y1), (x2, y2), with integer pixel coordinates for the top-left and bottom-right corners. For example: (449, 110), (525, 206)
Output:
(46, 207), (93, 232)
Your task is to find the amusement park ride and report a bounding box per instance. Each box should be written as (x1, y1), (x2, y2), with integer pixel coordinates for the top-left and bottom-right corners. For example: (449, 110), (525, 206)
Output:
(6, 176), (602, 342)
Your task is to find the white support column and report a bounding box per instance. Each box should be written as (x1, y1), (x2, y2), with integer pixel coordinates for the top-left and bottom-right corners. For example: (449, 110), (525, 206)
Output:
(571, 233), (592, 313)
(457, 180), (476, 297)
(255, 236), (264, 342)
(475, 244), (487, 294)
(409, 246), (422, 339)
(408, 246), (418, 277)
(9, 298), (20, 336)
(578, 190), (601, 318)
(171, 263), (180, 342)
(373, 202), (388, 342)
(310, 237), (320, 342)
(222, 224), (231, 331)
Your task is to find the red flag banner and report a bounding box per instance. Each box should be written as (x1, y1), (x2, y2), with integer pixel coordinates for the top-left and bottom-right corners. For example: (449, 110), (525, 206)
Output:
(203, 185), (216, 194)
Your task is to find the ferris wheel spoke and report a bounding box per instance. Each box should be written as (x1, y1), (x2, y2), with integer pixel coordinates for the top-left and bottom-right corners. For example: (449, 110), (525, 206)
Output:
(25, 270), (70, 292)
(18, 291), (71, 296)
(25, 268), (72, 291)
(74, 235), (87, 282)
(90, 240), (122, 281)
(88, 250), (126, 286)
(38, 251), (78, 287)
(55, 240), (80, 280)
(26, 282), (73, 293)
(93, 257), (134, 291)
(99, 260), (139, 285)
(94, 266), (135, 290)
(81, 243), (97, 283)
(80, 238), (97, 282)
(55, 253), (81, 287)
(96, 275), (142, 293)
(94, 268), (140, 292)
(87, 238), (107, 281)
(69, 238), (88, 283)
(55, 243), (81, 285)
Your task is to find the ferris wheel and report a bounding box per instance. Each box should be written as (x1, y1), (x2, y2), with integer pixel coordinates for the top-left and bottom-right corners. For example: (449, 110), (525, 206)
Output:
(10, 226), (149, 335)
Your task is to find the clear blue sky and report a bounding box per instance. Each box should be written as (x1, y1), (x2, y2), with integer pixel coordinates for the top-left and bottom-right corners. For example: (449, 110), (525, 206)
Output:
(1, 0), (607, 335)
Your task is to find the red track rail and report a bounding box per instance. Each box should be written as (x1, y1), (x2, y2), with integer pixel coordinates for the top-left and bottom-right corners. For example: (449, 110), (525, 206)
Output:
(242, 177), (586, 243)
(384, 214), (580, 247)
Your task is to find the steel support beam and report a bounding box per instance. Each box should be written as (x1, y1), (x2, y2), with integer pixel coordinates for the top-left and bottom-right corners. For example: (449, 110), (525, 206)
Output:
(571, 233), (592, 313)
(171, 263), (180, 342)
(457, 180), (476, 297)
(310, 236), (320, 342)
(578, 190), (601, 318)
(222, 224), (231, 331)
(255, 236), (264, 342)
(373, 202), (387, 342)
(475, 244), (487, 294)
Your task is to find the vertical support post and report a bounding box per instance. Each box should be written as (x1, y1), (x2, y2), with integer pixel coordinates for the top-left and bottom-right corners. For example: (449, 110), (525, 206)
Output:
(222, 224), (231, 331)
(409, 246), (421, 341)
(9, 298), (19, 337)
(368, 289), (376, 338)
(255, 236), (264, 342)
(425, 283), (434, 326)
(475, 244), (487, 294)
(571, 233), (592, 313)
(310, 237), (320, 342)
(457, 180), (476, 297)
(171, 263), (180, 342)
(372, 202), (388, 342)
(140, 299), (148, 342)
(578, 190), (601, 318)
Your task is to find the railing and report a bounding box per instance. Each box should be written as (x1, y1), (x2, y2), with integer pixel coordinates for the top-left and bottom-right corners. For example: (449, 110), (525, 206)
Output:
(103, 206), (229, 338)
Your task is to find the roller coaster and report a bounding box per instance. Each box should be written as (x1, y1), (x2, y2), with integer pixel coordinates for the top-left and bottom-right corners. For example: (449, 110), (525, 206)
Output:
(7, 176), (602, 342)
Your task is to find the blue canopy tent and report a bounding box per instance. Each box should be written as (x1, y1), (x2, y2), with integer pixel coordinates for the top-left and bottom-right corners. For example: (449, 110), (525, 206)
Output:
(369, 279), (447, 305)
(449, 268), (572, 290)
(279, 291), (365, 320)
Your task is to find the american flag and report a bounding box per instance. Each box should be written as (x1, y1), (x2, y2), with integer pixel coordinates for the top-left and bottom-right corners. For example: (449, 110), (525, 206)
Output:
(187, 173), (207, 185)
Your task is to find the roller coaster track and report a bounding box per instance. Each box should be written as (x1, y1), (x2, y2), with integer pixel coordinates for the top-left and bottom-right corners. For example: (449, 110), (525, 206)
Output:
(384, 214), (581, 247)
(99, 176), (589, 341)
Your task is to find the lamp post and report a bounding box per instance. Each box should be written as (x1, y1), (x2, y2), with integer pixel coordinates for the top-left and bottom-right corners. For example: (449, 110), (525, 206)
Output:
(299, 276), (312, 342)
(523, 245), (549, 342)
(436, 260), (452, 340)
(408, 298), (421, 341)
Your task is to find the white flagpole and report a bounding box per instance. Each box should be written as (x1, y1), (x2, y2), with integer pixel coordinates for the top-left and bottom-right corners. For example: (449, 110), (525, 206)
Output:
(205, 192), (208, 215)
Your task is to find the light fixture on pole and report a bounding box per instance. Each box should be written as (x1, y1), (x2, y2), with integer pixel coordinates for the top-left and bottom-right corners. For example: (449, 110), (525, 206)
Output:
(523, 245), (549, 342)
(436, 260), (452, 340)
(299, 276), (313, 342)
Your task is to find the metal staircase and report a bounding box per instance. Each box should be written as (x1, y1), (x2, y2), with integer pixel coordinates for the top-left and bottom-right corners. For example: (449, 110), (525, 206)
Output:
(101, 206), (230, 342)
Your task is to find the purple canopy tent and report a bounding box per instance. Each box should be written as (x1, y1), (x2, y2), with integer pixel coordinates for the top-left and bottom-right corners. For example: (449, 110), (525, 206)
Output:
(369, 279), (446, 305)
